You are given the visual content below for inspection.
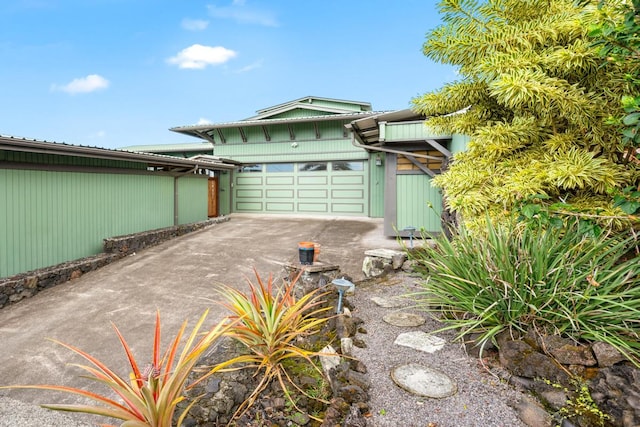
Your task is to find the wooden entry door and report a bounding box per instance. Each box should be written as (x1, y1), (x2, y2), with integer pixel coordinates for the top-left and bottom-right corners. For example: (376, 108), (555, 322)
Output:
(208, 177), (219, 217)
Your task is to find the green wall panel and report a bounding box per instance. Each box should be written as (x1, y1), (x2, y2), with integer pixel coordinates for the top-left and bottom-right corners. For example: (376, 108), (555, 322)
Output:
(382, 122), (448, 142)
(0, 169), (176, 277)
(396, 175), (443, 234)
(0, 168), (209, 278)
(176, 175), (208, 225)
(451, 133), (470, 154)
(368, 154), (385, 218)
(214, 139), (367, 163)
(218, 171), (232, 215)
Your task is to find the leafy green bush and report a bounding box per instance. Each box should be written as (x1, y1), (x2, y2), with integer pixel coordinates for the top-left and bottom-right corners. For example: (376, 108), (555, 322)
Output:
(409, 220), (640, 364)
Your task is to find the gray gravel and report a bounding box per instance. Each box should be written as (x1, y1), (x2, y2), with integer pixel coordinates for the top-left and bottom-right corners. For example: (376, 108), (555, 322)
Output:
(349, 273), (528, 427)
(0, 396), (94, 426)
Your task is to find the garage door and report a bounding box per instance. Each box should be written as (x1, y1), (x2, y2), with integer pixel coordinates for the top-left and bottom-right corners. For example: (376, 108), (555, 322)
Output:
(233, 160), (367, 215)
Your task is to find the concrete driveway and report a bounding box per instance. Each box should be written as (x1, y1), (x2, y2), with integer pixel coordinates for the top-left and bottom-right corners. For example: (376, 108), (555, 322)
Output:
(0, 214), (400, 407)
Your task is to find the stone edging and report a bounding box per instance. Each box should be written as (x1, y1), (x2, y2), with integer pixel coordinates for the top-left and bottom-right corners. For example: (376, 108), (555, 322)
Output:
(0, 216), (230, 309)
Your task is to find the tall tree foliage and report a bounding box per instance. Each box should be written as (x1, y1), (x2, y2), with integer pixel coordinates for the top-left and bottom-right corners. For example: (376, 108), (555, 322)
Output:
(590, 0), (640, 165)
(413, 0), (639, 231)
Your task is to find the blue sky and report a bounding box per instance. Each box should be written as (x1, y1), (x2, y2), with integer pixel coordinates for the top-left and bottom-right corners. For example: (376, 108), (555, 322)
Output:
(1, 0), (456, 149)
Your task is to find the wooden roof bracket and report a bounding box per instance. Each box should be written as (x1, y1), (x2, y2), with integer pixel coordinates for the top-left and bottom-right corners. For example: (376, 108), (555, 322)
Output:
(403, 154), (436, 177)
(426, 139), (452, 158)
(261, 125), (271, 141)
(238, 127), (247, 143)
(194, 130), (216, 144)
(215, 128), (226, 144)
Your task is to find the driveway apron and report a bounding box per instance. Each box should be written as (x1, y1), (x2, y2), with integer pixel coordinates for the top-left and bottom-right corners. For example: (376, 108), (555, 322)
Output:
(0, 214), (399, 407)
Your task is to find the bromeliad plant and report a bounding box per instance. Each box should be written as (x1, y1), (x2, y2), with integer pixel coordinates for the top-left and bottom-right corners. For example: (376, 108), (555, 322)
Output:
(409, 219), (640, 365)
(216, 270), (332, 420)
(1, 310), (234, 427)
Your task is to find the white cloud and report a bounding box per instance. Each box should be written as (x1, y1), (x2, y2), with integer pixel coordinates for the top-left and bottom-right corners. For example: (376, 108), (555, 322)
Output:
(207, 1), (278, 27)
(197, 118), (213, 125)
(236, 60), (262, 73)
(51, 74), (109, 94)
(167, 44), (237, 69)
(181, 18), (209, 31)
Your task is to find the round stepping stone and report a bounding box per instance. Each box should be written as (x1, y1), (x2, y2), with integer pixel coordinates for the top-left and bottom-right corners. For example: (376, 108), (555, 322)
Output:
(371, 296), (406, 308)
(394, 331), (446, 353)
(383, 312), (425, 327)
(391, 363), (457, 398)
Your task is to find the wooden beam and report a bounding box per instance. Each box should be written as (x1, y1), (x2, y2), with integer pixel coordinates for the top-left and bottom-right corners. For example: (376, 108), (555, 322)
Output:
(426, 139), (452, 158)
(314, 122), (320, 139)
(288, 124), (295, 140)
(261, 125), (271, 142)
(215, 129), (226, 144)
(403, 154), (436, 177)
(194, 130), (216, 144)
(238, 127), (247, 143)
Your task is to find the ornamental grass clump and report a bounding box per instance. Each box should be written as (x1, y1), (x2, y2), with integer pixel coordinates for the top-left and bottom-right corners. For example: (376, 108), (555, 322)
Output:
(1, 310), (234, 427)
(216, 270), (332, 420)
(409, 220), (640, 364)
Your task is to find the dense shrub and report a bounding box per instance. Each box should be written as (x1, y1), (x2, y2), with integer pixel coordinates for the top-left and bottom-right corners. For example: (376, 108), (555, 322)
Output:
(409, 220), (640, 364)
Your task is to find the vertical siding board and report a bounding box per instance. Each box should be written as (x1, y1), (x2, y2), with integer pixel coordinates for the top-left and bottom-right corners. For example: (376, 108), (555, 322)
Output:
(0, 168), (205, 277)
(368, 154), (385, 218)
(0, 171), (5, 276)
(177, 176), (208, 225)
(396, 175), (442, 234)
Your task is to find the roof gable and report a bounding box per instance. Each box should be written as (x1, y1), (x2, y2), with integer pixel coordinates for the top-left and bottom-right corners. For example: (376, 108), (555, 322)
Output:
(247, 96), (372, 120)
(262, 107), (336, 120)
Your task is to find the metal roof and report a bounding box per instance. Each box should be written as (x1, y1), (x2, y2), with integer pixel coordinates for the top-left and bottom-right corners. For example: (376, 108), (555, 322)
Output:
(0, 134), (239, 171)
(170, 111), (384, 143)
(345, 109), (428, 145)
(255, 96), (371, 113)
(121, 142), (215, 153)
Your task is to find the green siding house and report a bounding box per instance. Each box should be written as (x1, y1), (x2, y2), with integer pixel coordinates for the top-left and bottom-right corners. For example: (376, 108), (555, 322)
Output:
(170, 96), (377, 217)
(0, 135), (236, 278)
(144, 97), (467, 236)
(346, 109), (468, 236)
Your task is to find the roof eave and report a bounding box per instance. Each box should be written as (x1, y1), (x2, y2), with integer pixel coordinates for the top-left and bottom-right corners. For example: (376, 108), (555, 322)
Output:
(170, 111), (383, 137)
(0, 135), (238, 170)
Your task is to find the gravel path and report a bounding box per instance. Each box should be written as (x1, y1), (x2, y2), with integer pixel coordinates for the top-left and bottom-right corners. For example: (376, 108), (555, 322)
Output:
(349, 273), (528, 427)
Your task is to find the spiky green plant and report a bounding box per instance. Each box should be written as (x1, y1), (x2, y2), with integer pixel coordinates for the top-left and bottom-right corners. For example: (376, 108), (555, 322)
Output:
(216, 270), (332, 421)
(409, 219), (640, 364)
(1, 310), (234, 427)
